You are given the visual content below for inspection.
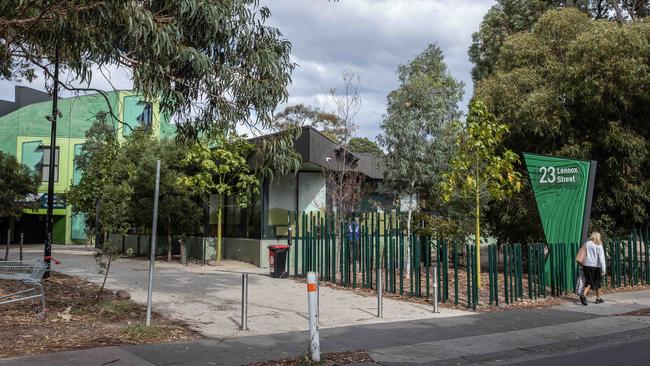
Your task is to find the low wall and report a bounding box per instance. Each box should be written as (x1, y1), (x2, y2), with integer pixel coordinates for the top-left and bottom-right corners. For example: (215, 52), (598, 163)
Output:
(222, 238), (264, 267)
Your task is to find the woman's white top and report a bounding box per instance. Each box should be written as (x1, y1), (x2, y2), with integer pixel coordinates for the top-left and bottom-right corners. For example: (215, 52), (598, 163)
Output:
(582, 240), (606, 274)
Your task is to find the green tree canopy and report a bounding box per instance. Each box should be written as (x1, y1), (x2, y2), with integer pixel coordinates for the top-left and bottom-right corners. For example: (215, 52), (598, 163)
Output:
(0, 1), (293, 136)
(67, 120), (203, 251)
(347, 137), (382, 156)
(0, 151), (40, 219)
(469, 0), (650, 82)
(378, 44), (464, 204)
(273, 104), (344, 142)
(474, 8), (650, 238)
(378, 44), (463, 276)
(180, 132), (259, 263)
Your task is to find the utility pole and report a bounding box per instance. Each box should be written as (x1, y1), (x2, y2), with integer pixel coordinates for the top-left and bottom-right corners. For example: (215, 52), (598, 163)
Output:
(44, 45), (60, 278)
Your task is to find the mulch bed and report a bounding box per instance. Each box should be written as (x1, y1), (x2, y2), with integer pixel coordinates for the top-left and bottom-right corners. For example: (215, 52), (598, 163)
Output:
(299, 269), (649, 313)
(246, 350), (374, 366)
(0, 272), (200, 358)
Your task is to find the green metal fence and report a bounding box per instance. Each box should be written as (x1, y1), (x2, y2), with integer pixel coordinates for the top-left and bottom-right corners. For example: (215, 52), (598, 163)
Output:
(288, 210), (650, 309)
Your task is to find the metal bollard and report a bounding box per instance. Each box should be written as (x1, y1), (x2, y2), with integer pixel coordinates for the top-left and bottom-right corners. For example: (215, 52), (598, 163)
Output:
(377, 268), (383, 318)
(19, 233), (23, 261)
(241, 273), (248, 330)
(307, 272), (320, 362)
(5, 229), (10, 261)
(432, 265), (439, 313)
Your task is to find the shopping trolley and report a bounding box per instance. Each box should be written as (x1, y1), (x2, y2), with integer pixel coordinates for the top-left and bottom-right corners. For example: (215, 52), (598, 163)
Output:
(0, 258), (58, 319)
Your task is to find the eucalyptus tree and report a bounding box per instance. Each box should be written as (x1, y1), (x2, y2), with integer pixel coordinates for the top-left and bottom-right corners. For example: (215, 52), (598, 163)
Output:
(0, 1), (294, 136)
(378, 44), (463, 276)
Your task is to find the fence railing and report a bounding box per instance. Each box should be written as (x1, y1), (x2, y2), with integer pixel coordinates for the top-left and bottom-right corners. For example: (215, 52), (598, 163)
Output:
(288, 211), (650, 309)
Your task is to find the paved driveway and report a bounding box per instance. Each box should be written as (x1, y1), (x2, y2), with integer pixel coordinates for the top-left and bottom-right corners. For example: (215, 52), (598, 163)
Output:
(15, 245), (472, 339)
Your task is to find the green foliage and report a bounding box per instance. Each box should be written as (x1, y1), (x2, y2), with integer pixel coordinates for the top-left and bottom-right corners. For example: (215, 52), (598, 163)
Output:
(440, 101), (522, 249)
(180, 132), (259, 262)
(274, 104), (345, 142)
(468, 1), (650, 82)
(0, 151), (40, 218)
(66, 119), (203, 242)
(180, 133), (259, 207)
(66, 116), (130, 236)
(0, 1), (293, 136)
(347, 137), (382, 156)
(441, 101), (522, 203)
(474, 8), (650, 239)
(378, 44), (464, 203)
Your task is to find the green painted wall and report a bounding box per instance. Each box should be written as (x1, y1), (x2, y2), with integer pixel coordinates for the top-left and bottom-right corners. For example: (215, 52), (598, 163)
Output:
(0, 91), (175, 244)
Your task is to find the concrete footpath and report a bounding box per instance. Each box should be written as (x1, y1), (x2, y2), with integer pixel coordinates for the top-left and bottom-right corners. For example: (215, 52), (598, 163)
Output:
(2, 290), (650, 366)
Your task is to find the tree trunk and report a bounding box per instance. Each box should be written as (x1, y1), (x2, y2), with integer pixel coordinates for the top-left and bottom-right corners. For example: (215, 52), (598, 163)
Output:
(179, 236), (186, 265)
(167, 220), (172, 263)
(217, 199), (223, 265)
(97, 254), (112, 303)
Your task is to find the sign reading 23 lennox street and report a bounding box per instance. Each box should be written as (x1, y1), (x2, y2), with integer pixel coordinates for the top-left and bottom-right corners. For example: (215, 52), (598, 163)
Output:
(523, 153), (596, 247)
(523, 153), (597, 289)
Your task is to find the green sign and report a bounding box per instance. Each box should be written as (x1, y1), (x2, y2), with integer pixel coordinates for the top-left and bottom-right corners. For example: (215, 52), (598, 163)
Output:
(523, 153), (596, 290)
(523, 153), (595, 246)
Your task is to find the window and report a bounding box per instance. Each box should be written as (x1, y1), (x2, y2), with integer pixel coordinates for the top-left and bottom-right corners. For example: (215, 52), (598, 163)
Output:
(123, 96), (153, 137)
(41, 146), (60, 182)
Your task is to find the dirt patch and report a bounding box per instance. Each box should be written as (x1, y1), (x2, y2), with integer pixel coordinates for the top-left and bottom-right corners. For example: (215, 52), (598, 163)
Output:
(0, 272), (200, 358)
(301, 269), (567, 313)
(246, 350), (374, 366)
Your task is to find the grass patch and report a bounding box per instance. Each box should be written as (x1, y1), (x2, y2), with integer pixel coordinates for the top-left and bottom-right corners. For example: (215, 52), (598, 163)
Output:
(98, 299), (141, 316)
(122, 323), (170, 342)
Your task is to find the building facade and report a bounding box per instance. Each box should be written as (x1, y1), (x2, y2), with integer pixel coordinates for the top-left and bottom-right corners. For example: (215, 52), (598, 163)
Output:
(217, 126), (386, 268)
(0, 87), (175, 244)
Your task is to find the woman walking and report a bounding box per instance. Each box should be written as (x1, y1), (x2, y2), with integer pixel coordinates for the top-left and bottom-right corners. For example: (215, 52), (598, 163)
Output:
(579, 232), (606, 306)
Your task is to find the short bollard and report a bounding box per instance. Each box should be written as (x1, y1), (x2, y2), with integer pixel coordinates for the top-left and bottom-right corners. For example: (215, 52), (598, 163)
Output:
(432, 265), (439, 313)
(307, 272), (320, 362)
(377, 268), (383, 318)
(4, 229), (9, 261)
(241, 273), (248, 330)
(19, 233), (24, 261)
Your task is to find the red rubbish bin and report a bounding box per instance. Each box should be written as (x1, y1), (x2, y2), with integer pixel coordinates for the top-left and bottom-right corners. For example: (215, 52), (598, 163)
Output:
(268, 244), (290, 278)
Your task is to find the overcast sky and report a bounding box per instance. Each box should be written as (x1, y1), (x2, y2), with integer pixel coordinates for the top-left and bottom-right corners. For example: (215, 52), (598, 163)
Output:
(0, 0), (494, 141)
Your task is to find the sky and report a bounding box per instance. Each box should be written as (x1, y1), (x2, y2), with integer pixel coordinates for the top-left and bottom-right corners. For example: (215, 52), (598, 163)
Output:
(0, 0), (495, 141)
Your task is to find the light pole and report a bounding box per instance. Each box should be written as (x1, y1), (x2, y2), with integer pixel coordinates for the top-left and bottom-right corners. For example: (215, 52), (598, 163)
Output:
(43, 46), (60, 278)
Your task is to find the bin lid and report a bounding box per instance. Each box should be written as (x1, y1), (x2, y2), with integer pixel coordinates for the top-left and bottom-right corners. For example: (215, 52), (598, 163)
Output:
(268, 244), (290, 250)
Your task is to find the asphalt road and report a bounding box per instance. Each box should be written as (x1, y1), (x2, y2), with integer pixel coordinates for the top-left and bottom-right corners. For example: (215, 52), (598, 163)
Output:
(503, 336), (650, 366)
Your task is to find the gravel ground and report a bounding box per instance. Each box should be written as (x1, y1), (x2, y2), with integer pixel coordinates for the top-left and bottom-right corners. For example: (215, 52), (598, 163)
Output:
(11, 245), (473, 339)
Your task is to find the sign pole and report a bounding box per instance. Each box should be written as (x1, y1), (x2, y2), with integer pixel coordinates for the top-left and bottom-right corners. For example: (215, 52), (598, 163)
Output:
(146, 160), (161, 326)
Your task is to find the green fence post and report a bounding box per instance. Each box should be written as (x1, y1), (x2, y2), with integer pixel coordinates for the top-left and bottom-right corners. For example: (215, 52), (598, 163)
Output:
(426, 237), (431, 299)
(454, 242), (459, 305)
(503, 244), (509, 305)
(472, 244), (478, 310)
(489, 244), (494, 305)
(293, 210), (298, 277)
(466, 242), (472, 308)
(399, 223), (404, 295)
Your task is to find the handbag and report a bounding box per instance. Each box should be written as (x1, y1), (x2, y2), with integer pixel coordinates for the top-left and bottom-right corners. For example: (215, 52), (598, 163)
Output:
(575, 245), (587, 265)
(575, 267), (585, 295)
